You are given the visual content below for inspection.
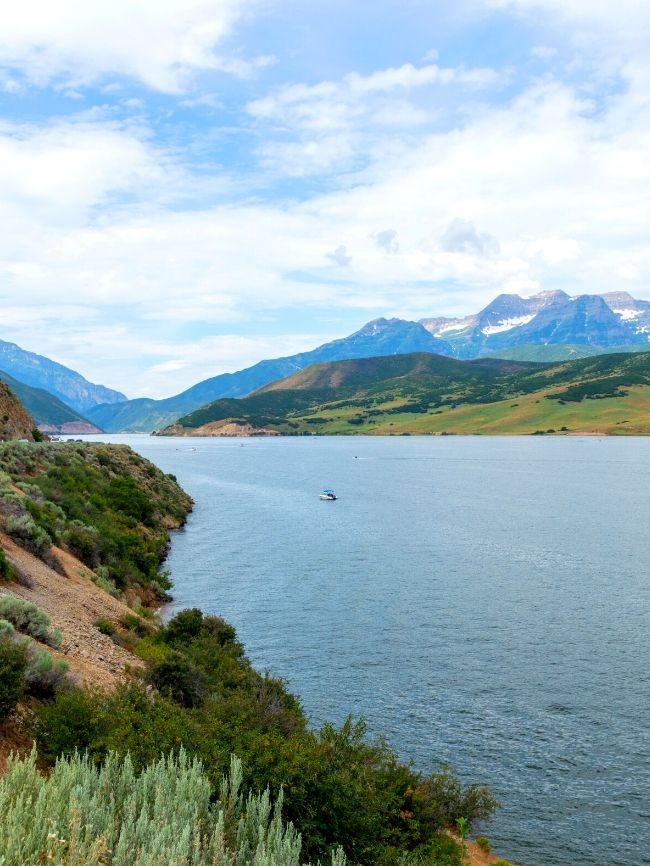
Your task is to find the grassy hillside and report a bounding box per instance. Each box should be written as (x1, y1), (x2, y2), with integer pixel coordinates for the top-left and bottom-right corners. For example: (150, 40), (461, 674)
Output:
(0, 370), (100, 432)
(0, 441), (192, 600)
(486, 343), (650, 363)
(160, 350), (650, 436)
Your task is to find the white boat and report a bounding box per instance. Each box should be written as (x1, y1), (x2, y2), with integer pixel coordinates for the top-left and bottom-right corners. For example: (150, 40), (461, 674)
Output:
(319, 489), (337, 501)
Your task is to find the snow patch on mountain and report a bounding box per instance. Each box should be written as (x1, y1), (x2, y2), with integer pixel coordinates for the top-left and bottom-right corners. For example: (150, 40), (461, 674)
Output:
(614, 308), (641, 321)
(481, 315), (535, 335)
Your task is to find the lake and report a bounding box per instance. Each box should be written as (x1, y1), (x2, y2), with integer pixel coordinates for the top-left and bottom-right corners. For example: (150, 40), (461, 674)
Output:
(87, 434), (650, 866)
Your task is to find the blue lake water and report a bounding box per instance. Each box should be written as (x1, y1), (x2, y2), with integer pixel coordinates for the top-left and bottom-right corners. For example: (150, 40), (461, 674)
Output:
(89, 434), (650, 866)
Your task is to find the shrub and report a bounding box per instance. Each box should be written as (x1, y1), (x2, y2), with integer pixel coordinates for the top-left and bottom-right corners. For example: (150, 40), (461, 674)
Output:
(5, 513), (52, 555)
(0, 547), (13, 582)
(120, 612), (153, 637)
(163, 607), (205, 644)
(148, 651), (207, 708)
(0, 634), (27, 716)
(62, 519), (101, 568)
(0, 750), (342, 866)
(25, 647), (70, 698)
(475, 835), (491, 853)
(32, 688), (104, 762)
(0, 594), (61, 648)
(94, 617), (117, 636)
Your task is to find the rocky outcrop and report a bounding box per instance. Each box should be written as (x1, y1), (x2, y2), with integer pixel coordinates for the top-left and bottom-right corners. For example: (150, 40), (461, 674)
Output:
(0, 383), (35, 441)
(37, 421), (102, 435)
(160, 419), (280, 437)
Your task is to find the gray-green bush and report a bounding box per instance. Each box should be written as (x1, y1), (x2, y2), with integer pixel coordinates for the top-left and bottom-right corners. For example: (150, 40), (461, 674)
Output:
(0, 750), (346, 866)
(25, 647), (70, 698)
(0, 594), (61, 648)
(0, 634), (28, 716)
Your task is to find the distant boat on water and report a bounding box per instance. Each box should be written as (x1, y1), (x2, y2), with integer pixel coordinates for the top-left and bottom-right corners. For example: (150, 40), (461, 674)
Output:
(319, 488), (337, 501)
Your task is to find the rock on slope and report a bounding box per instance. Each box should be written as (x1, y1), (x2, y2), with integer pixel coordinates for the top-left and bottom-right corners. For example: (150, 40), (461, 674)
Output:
(0, 532), (143, 689)
(0, 382), (35, 441)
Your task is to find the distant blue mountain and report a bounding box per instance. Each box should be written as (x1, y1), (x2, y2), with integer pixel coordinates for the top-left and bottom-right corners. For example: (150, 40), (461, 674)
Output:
(86, 318), (451, 432)
(0, 340), (126, 414)
(87, 290), (650, 433)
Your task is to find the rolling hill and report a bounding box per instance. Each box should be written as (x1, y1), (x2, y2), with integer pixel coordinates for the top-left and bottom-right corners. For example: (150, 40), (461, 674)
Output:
(158, 350), (650, 437)
(90, 291), (650, 432)
(0, 370), (101, 434)
(86, 318), (452, 432)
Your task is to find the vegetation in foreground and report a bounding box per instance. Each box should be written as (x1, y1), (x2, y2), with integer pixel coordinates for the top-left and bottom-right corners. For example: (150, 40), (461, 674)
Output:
(0, 441), (192, 601)
(160, 349), (650, 436)
(0, 750), (346, 866)
(26, 607), (496, 866)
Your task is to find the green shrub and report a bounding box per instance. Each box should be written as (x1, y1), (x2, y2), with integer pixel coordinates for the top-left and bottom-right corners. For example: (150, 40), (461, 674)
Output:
(163, 607), (205, 644)
(5, 513), (52, 555)
(148, 651), (207, 708)
(120, 612), (153, 637)
(0, 594), (61, 647)
(475, 834), (491, 853)
(32, 688), (104, 762)
(94, 617), (117, 636)
(0, 547), (13, 583)
(25, 647), (70, 698)
(0, 635), (27, 716)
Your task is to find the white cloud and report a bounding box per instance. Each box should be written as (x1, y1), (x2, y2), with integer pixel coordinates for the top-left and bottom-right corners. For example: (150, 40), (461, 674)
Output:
(373, 230), (399, 254)
(1, 38), (650, 395)
(325, 246), (353, 267)
(247, 60), (503, 175)
(482, 0), (650, 62)
(440, 219), (500, 257)
(0, 0), (258, 93)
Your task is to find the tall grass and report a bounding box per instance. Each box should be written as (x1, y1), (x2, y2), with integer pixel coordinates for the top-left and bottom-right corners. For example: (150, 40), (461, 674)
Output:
(0, 750), (345, 866)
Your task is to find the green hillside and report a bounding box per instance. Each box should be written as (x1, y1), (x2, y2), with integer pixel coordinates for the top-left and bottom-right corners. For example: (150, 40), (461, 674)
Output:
(159, 350), (650, 436)
(486, 343), (650, 363)
(0, 369), (100, 431)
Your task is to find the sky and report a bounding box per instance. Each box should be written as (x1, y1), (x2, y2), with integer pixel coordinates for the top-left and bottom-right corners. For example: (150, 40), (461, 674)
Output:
(0, 0), (649, 398)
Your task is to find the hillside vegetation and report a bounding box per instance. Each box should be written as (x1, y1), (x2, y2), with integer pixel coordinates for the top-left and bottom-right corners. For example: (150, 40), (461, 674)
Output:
(0, 441), (192, 601)
(159, 350), (650, 436)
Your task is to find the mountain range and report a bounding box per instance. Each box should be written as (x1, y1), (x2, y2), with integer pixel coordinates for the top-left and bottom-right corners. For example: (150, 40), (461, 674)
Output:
(4, 290), (650, 433)
(85, 318), (451, 432)
(158, 350), (650, 437)
(420, 290), (650, 357)
(88, 290), (650, 432)
(0, 370), (101, 434)
(0, 340), (125, 414)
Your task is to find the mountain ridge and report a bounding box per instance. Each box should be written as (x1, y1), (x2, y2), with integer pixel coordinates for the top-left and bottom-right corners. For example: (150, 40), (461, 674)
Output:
(0, 340), (126, 415)
(91, 290), (650, 432)
(0, 370), (102, 434)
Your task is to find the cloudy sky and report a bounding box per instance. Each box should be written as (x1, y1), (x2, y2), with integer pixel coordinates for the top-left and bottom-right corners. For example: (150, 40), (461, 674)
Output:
(0, 0), (648, 397)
